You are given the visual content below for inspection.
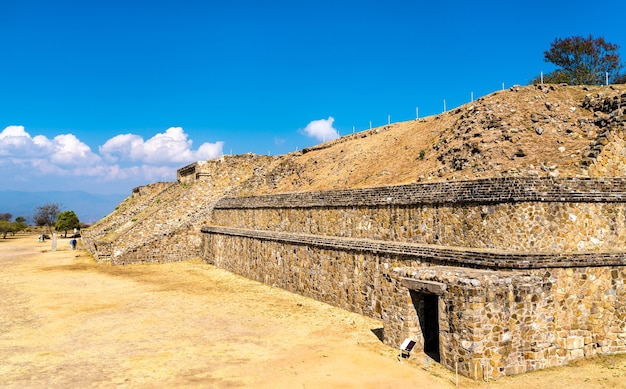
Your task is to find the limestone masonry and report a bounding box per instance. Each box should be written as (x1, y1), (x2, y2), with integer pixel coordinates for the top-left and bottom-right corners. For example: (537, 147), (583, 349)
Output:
(84, 85), (626, 379)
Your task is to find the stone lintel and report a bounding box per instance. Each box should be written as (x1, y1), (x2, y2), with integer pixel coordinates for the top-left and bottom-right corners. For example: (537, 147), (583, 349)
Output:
(401, 278), (447, 295)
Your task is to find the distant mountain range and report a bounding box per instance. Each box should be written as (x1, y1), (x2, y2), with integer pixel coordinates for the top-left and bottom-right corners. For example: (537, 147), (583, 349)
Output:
(0, 190), (128, 225)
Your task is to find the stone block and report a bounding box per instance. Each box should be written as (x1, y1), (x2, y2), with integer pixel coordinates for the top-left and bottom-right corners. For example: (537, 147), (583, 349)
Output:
(569, 348), (584, 359)
(505, 364), (526, 376)
(583, 344), (597, 357)
(565, 336), (584, 350)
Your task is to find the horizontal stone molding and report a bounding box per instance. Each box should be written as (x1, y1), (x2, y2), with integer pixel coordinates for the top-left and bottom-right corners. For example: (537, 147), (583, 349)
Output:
(201, 226), (626, 269)
(213, 177), (626, 209)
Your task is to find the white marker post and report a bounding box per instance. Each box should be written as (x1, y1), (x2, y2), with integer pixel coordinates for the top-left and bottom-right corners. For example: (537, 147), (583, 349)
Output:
(416, 107), (419, 119)
(471, 91), (474, 102)
(443, 99), (446, 113)
(606, 72), (609, 86)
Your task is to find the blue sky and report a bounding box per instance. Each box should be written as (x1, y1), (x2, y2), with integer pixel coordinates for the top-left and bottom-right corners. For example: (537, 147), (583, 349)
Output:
(1, 0), (625, 195)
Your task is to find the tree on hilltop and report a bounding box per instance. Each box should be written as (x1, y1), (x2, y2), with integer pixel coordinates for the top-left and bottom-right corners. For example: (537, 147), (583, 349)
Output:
(55, 210), (80, 237)
(533, 35), (623, 85)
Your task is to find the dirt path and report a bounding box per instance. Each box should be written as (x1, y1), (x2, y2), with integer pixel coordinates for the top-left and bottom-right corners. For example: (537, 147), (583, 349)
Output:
(1, 234), (625, 388)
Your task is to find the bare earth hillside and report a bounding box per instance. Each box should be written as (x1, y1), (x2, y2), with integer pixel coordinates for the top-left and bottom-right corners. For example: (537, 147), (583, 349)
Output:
(238, 84), (626, 196)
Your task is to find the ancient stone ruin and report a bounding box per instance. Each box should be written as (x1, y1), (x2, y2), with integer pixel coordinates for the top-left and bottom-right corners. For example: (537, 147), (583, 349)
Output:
(84, 84), (626, 379)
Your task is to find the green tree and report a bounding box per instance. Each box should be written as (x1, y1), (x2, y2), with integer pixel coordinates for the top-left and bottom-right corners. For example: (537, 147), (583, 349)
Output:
(12, 217), (28, 234)
(55, 210), (80, 237)
(0, 220), (12, 238)
(541, 35), (623, 85)
(34, 202), (62, 234)
(0, 214), (27, 238)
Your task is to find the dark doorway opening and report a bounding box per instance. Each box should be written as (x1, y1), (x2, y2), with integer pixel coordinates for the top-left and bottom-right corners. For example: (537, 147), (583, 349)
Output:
(410, 290), (440, 362)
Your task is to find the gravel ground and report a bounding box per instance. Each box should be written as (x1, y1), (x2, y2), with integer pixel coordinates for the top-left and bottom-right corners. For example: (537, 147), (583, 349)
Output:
(1, 233), (625, 388)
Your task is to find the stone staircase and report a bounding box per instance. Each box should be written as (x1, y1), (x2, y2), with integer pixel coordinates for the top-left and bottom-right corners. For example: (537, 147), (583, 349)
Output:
(83, 153), (282, 264)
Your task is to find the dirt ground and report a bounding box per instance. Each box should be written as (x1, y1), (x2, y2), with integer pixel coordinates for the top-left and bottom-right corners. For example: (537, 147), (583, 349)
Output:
(1, 234), (626, 388)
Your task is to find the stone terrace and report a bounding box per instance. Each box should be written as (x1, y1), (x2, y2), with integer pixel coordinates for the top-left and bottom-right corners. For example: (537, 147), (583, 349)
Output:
(202, 176), (626, 379)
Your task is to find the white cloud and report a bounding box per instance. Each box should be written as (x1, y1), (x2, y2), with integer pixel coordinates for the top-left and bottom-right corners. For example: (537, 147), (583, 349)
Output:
(100, 127), (224, 165)
(143, 127), (195, 164)
(0, 125), (53, 156)
(302, 117), (339, 142)
(0, 126), (101, 166)
(196, 141), (225, 160)
(50, 134), (102, 166)
(0, 125), (225, 193)
(99, 133), (145, 162)
(99, 164), (173, 183)
(0, 125), (31, 141)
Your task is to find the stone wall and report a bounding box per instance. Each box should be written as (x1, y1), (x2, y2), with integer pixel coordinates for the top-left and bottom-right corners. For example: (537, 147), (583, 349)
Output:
(386, 265), (626, 379)
(212, 177), (626, 253)
(202, 229), (626, 379)
(111, 224), (200, 265)
(582, 90), (626, 172)
(201, 176), (626, 379)
(202, 226), (626, 269)
(177, 161), (200, 184)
